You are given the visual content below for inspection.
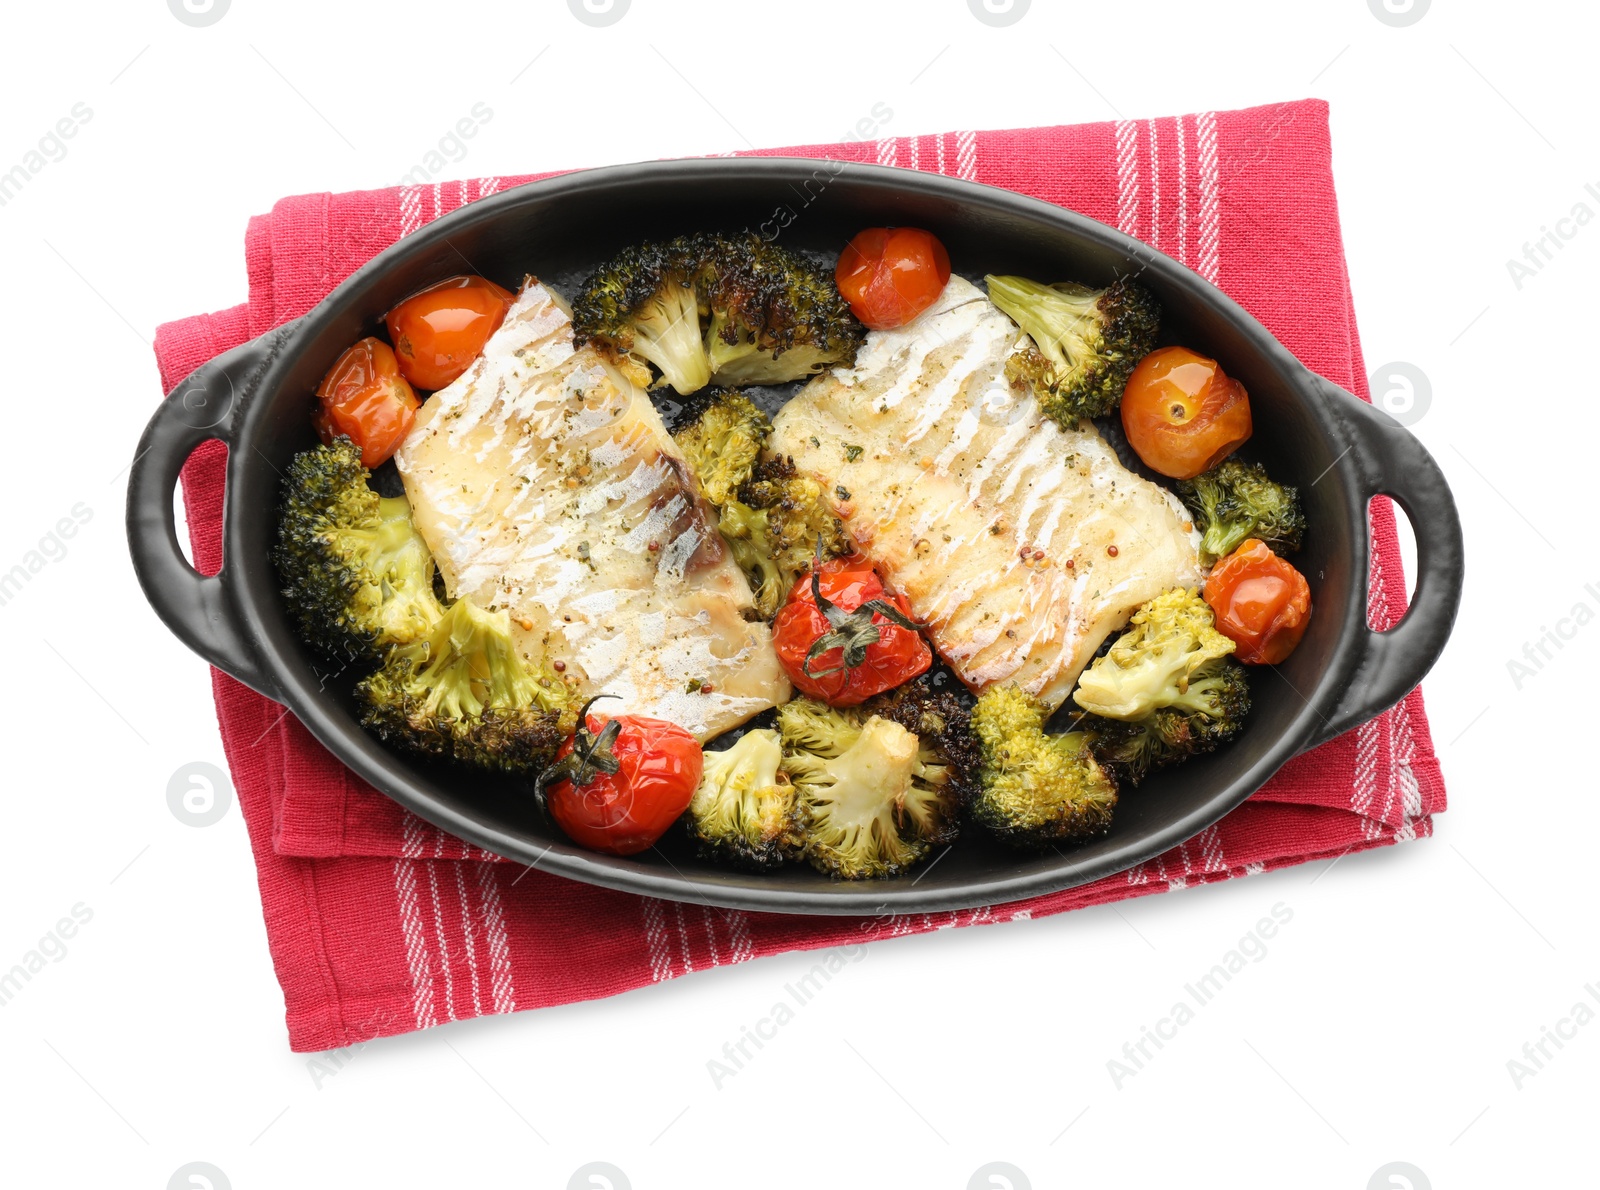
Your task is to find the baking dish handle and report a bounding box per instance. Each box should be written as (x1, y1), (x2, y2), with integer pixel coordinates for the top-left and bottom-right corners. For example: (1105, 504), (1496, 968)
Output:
(1298, 379), (1464, 753)
(126, 331), (287, 702)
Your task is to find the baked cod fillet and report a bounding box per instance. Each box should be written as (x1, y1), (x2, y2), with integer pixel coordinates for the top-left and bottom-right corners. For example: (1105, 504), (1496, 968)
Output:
(768, 276), (1203, 710)
(395, 278), (789, 741)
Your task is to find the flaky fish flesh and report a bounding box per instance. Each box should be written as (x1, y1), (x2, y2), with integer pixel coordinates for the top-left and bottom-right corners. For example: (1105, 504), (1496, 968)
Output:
(395, 279), (789, 741)
(768, 276), (1203, 710)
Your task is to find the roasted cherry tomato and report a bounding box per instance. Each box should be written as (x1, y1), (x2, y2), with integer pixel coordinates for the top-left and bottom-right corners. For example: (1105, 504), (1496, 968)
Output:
(835, 227), (952, 330)
(773, 555), (932, 706)
(1120, 346), (1253, 479)
(536, 697), (704, 856)
(313, 337), (419, 468)
(384, 274), (515, 391)
(1204, 538), (1312, 665)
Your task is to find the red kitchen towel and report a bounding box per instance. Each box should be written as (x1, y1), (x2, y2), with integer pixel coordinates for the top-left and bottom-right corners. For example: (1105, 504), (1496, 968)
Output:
(154, 99), (1446, 1051)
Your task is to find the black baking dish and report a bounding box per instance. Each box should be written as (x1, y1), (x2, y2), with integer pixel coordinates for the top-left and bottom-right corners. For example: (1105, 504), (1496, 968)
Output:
(127, 158), (1464, 914)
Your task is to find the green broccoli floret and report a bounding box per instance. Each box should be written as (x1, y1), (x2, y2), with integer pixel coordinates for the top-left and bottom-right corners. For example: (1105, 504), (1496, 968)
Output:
(777, 698), (961, 879)
(735, 455), (850, 612)
(1072, 589), (1236, 721)
(1085, 660), (1251, 785)
(686, 728), (801, 870)
(1072, 591), (1252, 783)
(572, 233), (864, 396)
(969, 685), (1118, 850)
(715, 500), (787, 618)
(986, 274), (1160, 424)
(356, 599), (573, 774)
(1175, 459), (1306, 565)
(275, 438), (443, 663)
(667, 392), (844, 617)
(672, 388), (770, 509)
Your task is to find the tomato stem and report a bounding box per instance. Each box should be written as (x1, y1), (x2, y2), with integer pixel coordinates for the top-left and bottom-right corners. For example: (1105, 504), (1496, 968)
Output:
(532, 694), (622, 811)
(800, 539), (923, 680)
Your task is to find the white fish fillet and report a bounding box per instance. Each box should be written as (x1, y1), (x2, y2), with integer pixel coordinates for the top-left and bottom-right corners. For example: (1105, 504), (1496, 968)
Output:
(768, 276), (1203, 710)
(395, 279), (790, 741)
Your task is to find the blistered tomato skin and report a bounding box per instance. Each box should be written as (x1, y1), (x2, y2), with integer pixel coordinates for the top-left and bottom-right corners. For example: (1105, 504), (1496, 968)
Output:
(384, 275), (515, 391)
(313, 337), (419, 468)
(1203, 538), (1312, 664)
(1120, 346), (1253, 479)
(835, 228), (952, 330)
(772, 555), (932, 706)
(544, 714), (703, 856)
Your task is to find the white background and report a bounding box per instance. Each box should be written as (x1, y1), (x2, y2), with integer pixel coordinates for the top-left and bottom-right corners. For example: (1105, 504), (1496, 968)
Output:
(0, 0), (1589, 1187)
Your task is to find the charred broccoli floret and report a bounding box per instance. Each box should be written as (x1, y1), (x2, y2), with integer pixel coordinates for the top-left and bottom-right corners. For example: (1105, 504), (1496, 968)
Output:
(356, 599), (573, 774)
(672, 388), (770, 508)
(275, 438), (443, 663)
(969, 685), (1118, 849)
(572, 233), (864, 396)
(863, 678), (982, 804)
(1085, 660), (1251, 785)
(698, 236), (864, 387)
(1072, 590), (1251, 783)
(715, 500), (786, 618)
(666, 392), (845, 617)
(571, 236), (709, 395)
(1072, 589), (1236, 721)
(777, 698), (961, 879)
(986, 274), (1159, 424)
(686, 728), (801, 870)
(1175, 459), (1306, 565)
(734, 456), (850, 613)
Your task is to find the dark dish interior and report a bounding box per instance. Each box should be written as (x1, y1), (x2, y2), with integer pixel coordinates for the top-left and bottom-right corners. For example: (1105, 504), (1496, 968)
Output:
(225, 163), (1355, 912)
